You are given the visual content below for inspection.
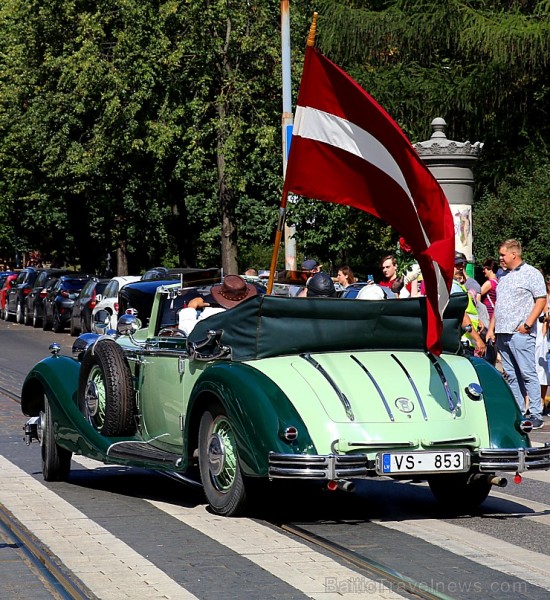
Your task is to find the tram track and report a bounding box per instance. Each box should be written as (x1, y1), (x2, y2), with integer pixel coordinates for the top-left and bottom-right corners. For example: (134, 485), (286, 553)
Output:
(0, 503), (96, 600)
(278, 522), (456, 600)
(0, 386), (95, 599)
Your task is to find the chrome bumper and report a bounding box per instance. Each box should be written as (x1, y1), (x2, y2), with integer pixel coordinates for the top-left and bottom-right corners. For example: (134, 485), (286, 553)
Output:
(268, 444), (550, 479)
(268, 452), (370, 479)
(476, 445), (550, 472)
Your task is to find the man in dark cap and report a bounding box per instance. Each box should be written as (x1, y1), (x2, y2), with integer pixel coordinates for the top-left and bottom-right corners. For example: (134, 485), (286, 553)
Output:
(297, 258), (322, 296)
(178, 275), (257, 334)
(301, 258), (321, 282)
(306, 272), (337, 298)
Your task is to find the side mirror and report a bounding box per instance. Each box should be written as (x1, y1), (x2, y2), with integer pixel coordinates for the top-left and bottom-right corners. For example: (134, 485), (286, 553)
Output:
(117, 313), (142, 336)
(93, 309), (111, 334)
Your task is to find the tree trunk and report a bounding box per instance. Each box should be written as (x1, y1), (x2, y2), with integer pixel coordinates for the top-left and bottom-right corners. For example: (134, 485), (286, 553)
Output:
(117, 239), (129, 276)
(216, 97), (238, 275)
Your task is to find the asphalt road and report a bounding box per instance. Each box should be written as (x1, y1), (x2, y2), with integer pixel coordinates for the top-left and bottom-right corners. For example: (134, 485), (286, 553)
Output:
(0, 318), (549, 600)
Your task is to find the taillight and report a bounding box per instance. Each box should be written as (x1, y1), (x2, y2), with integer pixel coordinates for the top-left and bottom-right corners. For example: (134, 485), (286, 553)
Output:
(39, 289), (48, 298)
(114, 302), (119, 313)
(89, 290), (97, 309)
(60, 290), (70, 298)
(23, 287), (32, 296)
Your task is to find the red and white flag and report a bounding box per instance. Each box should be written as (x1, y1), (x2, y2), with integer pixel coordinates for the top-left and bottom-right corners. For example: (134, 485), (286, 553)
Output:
(283, 46), (455, 354)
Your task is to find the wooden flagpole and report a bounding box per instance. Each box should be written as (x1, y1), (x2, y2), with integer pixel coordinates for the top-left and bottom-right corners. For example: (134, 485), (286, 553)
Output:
(267, 12), (318, 295)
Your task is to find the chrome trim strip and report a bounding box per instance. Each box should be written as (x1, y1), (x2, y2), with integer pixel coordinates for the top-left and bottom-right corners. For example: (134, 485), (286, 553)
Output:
(338, 440), (415, 450)
(301, 354), (354, 421)
(423, 436), (478, 447)
(426, 352), (459, 415)
(390, 353), (428, 421)
(350, 355), (394, 421)
(139, 349), (188, 359)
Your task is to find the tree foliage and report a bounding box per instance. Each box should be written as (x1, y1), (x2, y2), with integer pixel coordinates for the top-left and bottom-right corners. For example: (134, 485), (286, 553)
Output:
(0, 0), (549, 278)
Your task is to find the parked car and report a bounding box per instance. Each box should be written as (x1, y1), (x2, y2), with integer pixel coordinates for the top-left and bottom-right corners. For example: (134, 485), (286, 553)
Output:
(0, 273), (18, 320)
(69, 277), (110, 336)
(24, 269), (74, 328)
(0, 271), (16, 288)
(21, 283), (550, 518)
(4, 266), (43, 323)
(90, 275), (141, 333)
(42, 274), (92, 333)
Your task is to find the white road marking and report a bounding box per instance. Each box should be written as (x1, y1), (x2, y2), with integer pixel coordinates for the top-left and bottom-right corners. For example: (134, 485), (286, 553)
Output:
(2, 454), (408, 600)
(0, 456), (199, 600)
(72, 456), (550, 595)
(72, 457), (407, 599)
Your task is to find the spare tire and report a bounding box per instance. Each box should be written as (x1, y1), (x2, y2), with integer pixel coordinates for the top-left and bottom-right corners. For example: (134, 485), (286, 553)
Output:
(78, 341), (135, 436)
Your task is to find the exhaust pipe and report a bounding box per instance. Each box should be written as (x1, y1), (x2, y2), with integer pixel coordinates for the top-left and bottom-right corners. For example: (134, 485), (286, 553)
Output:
(472, 474), (508, 488)
(326, 479), (355, 493)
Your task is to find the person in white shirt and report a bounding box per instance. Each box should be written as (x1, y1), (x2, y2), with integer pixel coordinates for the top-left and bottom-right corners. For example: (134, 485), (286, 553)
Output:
(178, 275), (257, 335)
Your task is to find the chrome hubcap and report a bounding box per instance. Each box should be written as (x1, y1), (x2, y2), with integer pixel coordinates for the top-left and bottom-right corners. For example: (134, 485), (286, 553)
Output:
(85, 381), (100, 416)
(207, 433), (226, 477)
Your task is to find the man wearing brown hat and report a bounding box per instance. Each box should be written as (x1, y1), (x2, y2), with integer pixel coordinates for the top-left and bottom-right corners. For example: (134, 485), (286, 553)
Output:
(178, 275), (257, 335)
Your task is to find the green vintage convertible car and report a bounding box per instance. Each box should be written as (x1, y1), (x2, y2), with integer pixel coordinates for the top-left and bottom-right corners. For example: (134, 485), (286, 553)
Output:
(22, 281), (550, 516)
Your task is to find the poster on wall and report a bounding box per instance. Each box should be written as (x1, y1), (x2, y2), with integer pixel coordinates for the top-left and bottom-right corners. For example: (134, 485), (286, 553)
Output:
(453, 205), (472, 261)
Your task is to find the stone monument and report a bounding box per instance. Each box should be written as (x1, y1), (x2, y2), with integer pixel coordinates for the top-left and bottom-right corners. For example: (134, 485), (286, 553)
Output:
(414, 117), (483, 272)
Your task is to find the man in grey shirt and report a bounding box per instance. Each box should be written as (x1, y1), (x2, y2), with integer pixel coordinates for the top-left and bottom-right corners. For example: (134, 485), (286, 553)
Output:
(454, 251), (482, 301)
(487, 239), (547, 429)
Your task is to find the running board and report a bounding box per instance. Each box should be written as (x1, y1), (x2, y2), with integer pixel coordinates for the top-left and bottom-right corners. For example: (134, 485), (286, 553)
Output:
(107, 440), (182, 466)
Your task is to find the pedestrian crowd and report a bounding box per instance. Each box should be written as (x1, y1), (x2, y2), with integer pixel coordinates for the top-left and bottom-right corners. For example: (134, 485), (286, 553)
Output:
(290, 241), (550, 428)
(193, 239), (549, 430)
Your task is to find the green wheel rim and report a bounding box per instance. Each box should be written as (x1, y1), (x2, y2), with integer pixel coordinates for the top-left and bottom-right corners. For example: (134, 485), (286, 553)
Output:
(86, 365), (107, 430)
(211, 418), (238, 492)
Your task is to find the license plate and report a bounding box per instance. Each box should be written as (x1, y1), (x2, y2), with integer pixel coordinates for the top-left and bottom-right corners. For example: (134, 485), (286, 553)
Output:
(377, 450), (469, 475)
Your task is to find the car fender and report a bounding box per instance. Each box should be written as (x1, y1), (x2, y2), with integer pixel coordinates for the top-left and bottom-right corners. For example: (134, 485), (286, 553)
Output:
(186, 362), (316, 477)
(21, 355), (80, 418)
(21, 355), (115, 460)
(471, 357), (529, 448)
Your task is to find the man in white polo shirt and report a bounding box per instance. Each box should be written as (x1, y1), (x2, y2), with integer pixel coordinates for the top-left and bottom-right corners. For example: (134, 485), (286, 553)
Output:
(486, 239), (547, 429)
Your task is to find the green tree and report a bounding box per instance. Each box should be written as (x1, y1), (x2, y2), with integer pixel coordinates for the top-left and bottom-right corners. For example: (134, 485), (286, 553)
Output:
(473, 155), (550, 272)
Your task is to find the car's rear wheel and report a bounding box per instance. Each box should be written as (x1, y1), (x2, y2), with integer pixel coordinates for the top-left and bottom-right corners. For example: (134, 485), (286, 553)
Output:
(78, 341), (135, 436)
(41, 397), (72, 481)
(4, 304), (13, 322)
(16, 301), (24, 324)
(428, 472), (492, 513)
(32, 306), (41, 328)
(69, 315), (78, 337)
(42, 308), (52, 330)
(24, 304), (33, 326)
(199, 403), (248, 517)
(52, 308), (64, 333)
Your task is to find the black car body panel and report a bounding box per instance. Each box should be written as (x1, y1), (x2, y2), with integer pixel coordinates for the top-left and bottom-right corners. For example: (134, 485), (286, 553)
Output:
(23, 269), (75, 327)
(70, 277), (110, 335)
(43, 274), (92, 333)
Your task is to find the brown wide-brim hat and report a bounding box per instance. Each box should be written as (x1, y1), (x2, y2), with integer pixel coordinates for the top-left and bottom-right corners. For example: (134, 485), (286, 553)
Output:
(210, 274), (258, 308)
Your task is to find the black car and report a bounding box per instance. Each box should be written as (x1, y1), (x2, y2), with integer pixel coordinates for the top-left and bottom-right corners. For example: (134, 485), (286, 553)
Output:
(42, 274), (92, 333)
(23, 269), (73, 328)
(4, 267), (42, 324)
(69, 277), (110, 336)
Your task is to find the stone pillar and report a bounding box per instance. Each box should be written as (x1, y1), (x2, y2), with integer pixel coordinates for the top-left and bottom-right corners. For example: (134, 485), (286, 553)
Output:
(414, 118), (483, 272)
